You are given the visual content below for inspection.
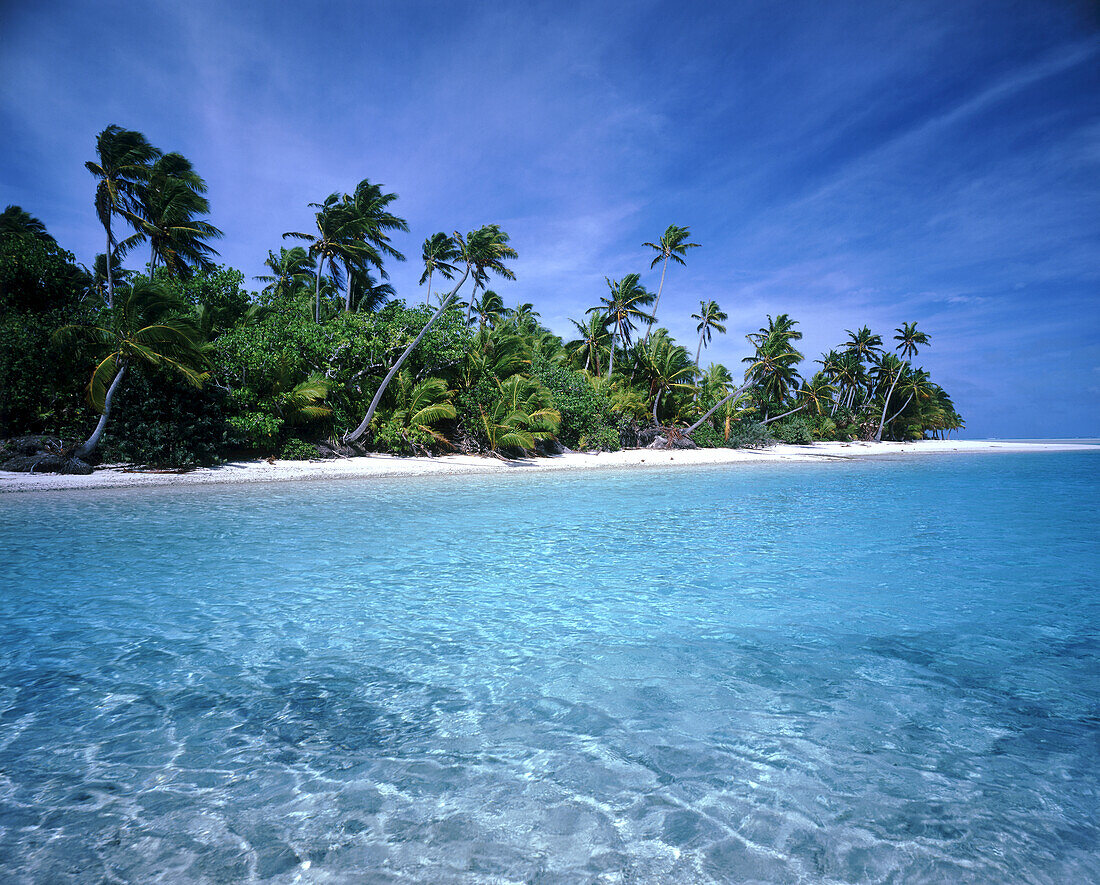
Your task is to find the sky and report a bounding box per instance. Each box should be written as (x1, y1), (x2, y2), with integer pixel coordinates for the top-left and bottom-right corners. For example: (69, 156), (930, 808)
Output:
(1, 0), (1098, 438)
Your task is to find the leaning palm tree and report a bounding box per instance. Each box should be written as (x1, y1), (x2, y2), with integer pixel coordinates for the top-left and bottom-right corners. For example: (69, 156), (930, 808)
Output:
(642, 224), (700, 339)
(419, 232), (460, 305)
(885, 368), (933, 430)
(121, 152), (223, 278)
(346, 225), (516, 443)
(691, 299), (727, 369)
(54, 279), (207, 459)
(86, 125), (161, 307)
(875, 322), (930, 441)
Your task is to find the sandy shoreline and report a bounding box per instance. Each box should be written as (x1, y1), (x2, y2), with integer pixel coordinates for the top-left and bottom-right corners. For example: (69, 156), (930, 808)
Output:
(0, 439), (1095, 494)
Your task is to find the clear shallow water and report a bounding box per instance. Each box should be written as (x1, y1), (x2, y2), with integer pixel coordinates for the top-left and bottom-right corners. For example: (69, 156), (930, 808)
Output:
(0, 453), (1097, 884)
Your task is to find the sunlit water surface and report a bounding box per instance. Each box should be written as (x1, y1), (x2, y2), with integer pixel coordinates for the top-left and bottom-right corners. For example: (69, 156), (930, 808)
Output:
(1, 452), (1097, 883)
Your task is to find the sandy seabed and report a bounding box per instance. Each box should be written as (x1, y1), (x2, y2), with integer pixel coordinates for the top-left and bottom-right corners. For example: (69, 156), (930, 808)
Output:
(0, 439), (1095, 494)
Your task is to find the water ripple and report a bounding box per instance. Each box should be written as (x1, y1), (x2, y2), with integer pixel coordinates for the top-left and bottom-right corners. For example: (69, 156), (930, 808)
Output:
(0, 454), (1097, 882)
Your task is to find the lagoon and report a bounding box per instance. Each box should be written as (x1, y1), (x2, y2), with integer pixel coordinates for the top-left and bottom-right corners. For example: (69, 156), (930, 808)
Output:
(1, 452), (1097, 882)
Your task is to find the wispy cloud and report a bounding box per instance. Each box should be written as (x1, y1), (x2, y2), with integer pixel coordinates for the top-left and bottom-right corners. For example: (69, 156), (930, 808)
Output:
(0, 0), (1096, 437)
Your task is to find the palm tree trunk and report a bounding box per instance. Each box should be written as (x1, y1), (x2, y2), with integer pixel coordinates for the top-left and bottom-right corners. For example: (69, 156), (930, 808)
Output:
(424, 268), (433, 306)
(106, 221), (114, 309)
(645, 255), (668, 343)
(685, 378), (755, 435)
(346, 264), (471, 443)
(465, 283), (478, 324)
(608, 327), (616, 377)
(74, 362), (127, 459)
(583, 350), (591, 373)
(885, 393), (913, 426)
(875, 368), (902, 441)
(345, 266), (353, 312)
(763, 403), (805, 425)
(652, 389), (662, 425)
(695, 330), (704, 370)
(314, 255), (325, 323)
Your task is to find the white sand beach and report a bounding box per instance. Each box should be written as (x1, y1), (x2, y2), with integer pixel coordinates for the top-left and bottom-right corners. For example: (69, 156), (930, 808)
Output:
(0, 439), (1094, 494)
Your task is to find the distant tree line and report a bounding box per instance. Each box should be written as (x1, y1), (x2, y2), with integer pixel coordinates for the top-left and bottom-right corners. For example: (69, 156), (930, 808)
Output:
(0, 124), (962, 470)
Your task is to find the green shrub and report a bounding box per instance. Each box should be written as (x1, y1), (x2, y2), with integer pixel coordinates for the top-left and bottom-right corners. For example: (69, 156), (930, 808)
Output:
(531, 355), (618, 450)
(278, 437), (320, 460)
(810, 415), (837, 440)
(226, 412), (284, 451)
(691, 423), (724, 448)
(370, 418), (441, 456)
(578, 426), (621, 451)
(727, 420), (772, 448)
(102, 365), (230, 467)
(771, 415), (814, 444)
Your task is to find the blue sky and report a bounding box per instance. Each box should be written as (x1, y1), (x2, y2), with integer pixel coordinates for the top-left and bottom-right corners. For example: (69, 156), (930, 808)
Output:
(2, 0), (1097, 437)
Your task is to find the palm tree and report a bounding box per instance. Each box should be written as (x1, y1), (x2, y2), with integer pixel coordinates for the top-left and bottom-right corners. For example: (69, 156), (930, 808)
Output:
(479, 375), (560, 456)
(121, 152), (223, 278)
(458, 325), (531, 393)
(86, 125), (161, 307)
(586, 273), (655, 377)
(255, 246), (316, 299)
(507, 302), (540, 331)
(844, 325), (884, 402)
(0, 205), (53, 244)
(347, 268), (396, 313)
(895, 321), (930, 362)
(875, 322), (930, 441)
(273, 374), (332, 427)
(743, 331), (803, 421)
(748, 314), (803, 347)
(346, 225), (517, 444)
(799, 372), (837, 418)
(885, 368), (933, 430)
(54, 279), (207, 459)
(474, 290), (507, 329)
(86, 253), (133, 304)
(283, 193), (370, 322)
(642, 224), (699, 339)
(565, 314), (611, 374)
(464, 224), (518, 323)
(419, 232), (460, 305)
(637, 331), (696, 425)
(388, 372), (456, 451)
(339, 178), (408, 311)
(691, 299), (727, 369)
(815, 350), (839, 413)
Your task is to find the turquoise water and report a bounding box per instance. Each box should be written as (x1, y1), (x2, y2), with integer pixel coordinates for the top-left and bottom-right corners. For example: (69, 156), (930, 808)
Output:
(0, 452), (1097, 883)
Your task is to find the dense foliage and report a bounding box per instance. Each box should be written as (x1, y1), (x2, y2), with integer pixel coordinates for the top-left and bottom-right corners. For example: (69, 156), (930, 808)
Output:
(0, 125), (964, 469)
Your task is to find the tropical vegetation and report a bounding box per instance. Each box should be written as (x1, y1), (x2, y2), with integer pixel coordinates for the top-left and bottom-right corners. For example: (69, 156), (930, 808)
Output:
(0, 124), (963, 471)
